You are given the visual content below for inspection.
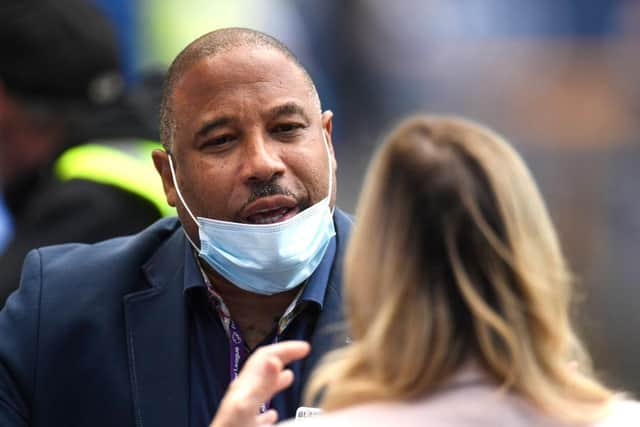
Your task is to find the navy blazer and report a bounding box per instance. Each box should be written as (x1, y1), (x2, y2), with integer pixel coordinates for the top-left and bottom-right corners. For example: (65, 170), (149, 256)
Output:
(0, 210), (352, 426)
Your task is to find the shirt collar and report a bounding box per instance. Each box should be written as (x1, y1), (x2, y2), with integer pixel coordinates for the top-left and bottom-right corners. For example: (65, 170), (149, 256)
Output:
(298, 236), (336, 308)
(181, 232), (337, 309)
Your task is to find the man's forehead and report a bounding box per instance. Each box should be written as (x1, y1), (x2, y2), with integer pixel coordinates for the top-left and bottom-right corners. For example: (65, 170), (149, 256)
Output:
(170, 49), (320, 128)
(176, 46), (312, 95)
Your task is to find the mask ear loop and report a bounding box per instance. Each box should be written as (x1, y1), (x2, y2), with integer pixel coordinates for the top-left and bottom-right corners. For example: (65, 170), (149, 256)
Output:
(321, 130), (334, 214)
(167, 153), (201, 250)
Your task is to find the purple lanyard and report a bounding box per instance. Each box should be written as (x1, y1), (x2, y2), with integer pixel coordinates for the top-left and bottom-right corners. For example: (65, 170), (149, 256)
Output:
(201, 265), (294, 414)
(228, 319), (249, 382)
(227, 317), (279, 413)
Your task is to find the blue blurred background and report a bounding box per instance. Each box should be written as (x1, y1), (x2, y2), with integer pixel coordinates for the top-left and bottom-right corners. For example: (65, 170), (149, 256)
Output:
(3, 0), (640, 395)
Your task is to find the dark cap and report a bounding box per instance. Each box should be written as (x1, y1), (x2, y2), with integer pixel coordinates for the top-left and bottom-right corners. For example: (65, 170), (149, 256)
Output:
(0, 0), (124, 106)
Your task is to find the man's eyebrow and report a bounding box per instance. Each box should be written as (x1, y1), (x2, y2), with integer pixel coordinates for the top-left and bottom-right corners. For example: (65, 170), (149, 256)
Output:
(195, 117), (232, 138)
(268, 102), (310, 121)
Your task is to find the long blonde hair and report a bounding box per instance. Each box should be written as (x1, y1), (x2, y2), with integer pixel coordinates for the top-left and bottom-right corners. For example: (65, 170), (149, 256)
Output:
(306, 115), (615, 424)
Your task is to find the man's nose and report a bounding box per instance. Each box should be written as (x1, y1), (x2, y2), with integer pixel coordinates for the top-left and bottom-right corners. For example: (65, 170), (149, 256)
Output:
(240, 133), (286, 184)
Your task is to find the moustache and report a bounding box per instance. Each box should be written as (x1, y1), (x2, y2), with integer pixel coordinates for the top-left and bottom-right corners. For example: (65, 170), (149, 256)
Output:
(245, 181), (309, 211)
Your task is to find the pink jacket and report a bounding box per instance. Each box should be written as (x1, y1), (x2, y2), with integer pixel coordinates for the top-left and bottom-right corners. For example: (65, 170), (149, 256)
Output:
(284, 368), (640, 426)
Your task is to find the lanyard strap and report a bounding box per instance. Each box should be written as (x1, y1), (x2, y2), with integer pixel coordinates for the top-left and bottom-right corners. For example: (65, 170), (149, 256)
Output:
(227, 317), (278, 413)
(228, 318), (249, 382)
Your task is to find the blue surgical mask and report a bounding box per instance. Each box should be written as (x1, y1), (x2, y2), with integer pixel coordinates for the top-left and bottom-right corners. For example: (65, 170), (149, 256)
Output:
(168, 132), (336, 295)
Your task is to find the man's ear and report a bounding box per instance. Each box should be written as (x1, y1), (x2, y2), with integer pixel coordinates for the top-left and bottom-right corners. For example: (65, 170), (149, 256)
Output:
(152, 149), (177, 207)
(321, 110), (336, 172)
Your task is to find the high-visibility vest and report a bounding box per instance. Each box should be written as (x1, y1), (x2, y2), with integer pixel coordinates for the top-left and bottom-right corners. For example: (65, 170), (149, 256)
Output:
(54, 141), (175, 217)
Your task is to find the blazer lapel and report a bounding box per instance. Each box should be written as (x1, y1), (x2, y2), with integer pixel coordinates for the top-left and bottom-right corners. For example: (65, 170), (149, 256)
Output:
(124, 230), (189, 427)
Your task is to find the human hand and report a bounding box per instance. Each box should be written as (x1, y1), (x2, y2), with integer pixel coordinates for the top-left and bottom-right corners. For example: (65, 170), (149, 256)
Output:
(209, 340), (311, 427)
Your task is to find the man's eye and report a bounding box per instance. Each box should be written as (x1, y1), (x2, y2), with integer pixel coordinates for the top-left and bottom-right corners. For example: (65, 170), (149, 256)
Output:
(206, 134), (234, 146)
(272, 123), (304, 133)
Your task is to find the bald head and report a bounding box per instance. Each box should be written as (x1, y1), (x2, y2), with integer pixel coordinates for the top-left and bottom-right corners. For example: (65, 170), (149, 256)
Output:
(160, 28), (320, 150)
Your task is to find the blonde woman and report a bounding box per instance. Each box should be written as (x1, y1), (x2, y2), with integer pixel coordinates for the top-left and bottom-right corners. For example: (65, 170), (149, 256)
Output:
(211, 115), (639, 427)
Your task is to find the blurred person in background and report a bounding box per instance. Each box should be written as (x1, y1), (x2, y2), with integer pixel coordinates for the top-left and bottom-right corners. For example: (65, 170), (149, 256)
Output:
(211, 115), (639, 427)
(0, 27), (351, 426)
(0, 0), (170, 306)
(0, 195), (11, 253)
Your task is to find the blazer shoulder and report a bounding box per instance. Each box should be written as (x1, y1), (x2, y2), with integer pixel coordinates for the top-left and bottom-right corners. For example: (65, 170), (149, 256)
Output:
(38, 216), (179, 261)
(30, 217), (181, 297)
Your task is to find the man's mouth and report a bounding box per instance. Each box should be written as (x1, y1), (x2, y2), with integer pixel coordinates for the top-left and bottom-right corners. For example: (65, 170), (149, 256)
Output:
(241, 195), (299, 225)
(246, 206), (298, 224)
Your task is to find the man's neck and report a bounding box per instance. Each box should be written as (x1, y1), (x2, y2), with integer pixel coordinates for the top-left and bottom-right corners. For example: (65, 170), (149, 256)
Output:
(203, 264), (299, 349)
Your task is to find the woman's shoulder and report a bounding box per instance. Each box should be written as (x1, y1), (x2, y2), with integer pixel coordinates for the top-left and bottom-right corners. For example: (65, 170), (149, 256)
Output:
(594, 399), (640, 427)
(279, 373), (640, 427)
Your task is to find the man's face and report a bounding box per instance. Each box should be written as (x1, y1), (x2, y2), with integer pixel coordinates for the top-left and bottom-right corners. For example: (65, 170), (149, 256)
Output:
(153, 46), (335, 241)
